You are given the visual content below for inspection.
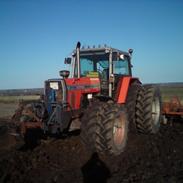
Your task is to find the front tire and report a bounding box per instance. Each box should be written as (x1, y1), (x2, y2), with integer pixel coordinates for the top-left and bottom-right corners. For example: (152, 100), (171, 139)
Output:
(81, 101), (129, 155)
(102, 103), (129, 155)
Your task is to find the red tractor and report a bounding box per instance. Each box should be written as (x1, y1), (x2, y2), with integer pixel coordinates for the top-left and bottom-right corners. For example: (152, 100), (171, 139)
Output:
(13, 42), (162, 155)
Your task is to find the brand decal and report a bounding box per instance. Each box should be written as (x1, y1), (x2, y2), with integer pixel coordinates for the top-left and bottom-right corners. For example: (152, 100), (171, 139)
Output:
(67, 84), (100, 90)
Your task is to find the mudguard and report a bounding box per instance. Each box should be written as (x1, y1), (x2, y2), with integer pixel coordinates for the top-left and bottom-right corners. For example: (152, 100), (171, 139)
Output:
(116, 77), (141, 104)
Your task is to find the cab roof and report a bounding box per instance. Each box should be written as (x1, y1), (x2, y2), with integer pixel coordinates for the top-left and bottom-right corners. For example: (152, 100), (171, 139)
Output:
(72, 46), (130, 56)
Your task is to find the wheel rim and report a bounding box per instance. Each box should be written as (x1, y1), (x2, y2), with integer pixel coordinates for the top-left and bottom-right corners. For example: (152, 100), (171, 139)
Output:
(152, 96), (160, 126)
(113, 113), (126, 146)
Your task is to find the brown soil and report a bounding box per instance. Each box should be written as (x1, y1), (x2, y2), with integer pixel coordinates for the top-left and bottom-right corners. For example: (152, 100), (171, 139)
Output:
(0, 119), (183, 183)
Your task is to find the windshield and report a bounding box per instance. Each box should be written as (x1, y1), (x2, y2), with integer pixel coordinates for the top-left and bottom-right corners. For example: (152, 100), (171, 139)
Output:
(79, 54), (109, 77)
(113, 58), (130, 75)
(72, 52), (130, 78)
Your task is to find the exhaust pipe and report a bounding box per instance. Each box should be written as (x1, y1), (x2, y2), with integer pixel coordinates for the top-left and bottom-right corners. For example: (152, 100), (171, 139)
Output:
(76, 42), (81, 78)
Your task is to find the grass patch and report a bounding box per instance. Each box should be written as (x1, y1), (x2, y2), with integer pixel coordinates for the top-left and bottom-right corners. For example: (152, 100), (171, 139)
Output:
(0, 103), (18, 119)
(0, 95), (40, 118)
(0, 95), (40, 103)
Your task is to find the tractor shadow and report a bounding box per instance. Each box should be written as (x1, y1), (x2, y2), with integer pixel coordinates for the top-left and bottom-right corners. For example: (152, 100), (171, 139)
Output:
(81, 152), (111, 183)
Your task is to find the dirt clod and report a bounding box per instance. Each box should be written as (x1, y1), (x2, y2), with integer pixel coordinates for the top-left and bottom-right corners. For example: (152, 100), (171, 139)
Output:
(0, 119), (183, 183)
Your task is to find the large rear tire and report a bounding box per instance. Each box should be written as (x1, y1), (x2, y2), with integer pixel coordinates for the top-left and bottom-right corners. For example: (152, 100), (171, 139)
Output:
(126, 82), (144, 133)
(81, 101), (129, 155)
(143, 85), (161, 133)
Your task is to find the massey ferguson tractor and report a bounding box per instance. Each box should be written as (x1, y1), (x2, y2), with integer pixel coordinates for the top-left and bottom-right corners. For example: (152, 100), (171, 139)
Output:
(12, 42), (162, 155)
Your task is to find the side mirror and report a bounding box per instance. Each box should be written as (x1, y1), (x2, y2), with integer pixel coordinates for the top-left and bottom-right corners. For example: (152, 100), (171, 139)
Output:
(128, 49), (133, 55)
(59, 70), (70, 78)
(64, 57), (72, 64)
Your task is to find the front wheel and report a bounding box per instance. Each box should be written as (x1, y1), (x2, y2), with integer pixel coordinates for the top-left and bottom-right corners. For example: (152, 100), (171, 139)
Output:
(102, 103), (129, 155)
(81, 101), (129, 155)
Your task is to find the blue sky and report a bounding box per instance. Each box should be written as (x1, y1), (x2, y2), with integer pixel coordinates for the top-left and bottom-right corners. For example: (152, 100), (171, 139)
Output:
(0, 0), (183, 89)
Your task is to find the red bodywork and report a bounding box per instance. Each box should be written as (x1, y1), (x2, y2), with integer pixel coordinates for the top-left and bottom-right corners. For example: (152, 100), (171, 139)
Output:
(65, 76), (139, 109)
(65, 77), (100, 109)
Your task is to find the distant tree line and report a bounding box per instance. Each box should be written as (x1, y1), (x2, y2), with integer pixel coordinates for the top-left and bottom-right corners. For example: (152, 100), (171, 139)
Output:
(0, 88), (44, 96)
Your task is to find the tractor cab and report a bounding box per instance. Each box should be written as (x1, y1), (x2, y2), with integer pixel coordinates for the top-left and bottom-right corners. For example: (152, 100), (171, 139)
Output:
(65, 44), (133, 97)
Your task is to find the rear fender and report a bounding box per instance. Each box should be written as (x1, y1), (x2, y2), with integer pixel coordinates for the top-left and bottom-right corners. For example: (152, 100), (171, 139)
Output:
(116, 77), (141, 104)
